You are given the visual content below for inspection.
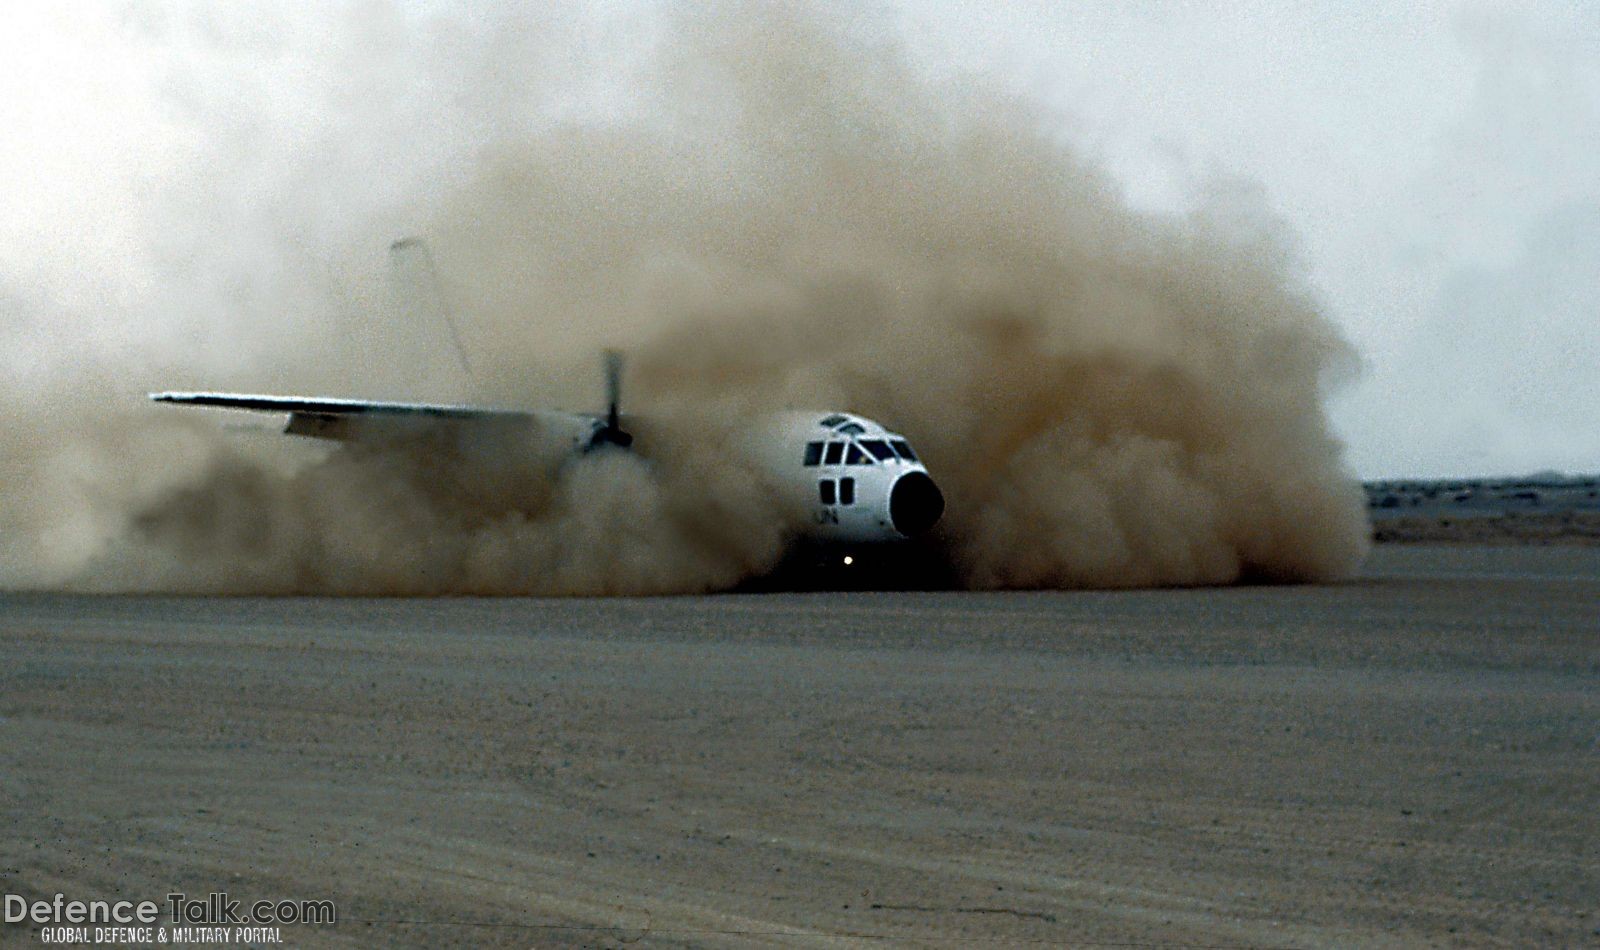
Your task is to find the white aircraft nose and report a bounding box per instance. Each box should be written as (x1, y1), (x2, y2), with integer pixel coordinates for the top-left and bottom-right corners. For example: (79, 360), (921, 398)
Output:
(889, 471), (944, 537)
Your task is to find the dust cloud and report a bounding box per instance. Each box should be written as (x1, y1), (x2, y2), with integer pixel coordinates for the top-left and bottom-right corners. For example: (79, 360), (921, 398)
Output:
(0, 2), (1367, 594)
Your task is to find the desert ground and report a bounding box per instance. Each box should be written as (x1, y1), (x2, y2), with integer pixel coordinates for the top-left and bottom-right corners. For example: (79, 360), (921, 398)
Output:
(1, 545), (1595, 947)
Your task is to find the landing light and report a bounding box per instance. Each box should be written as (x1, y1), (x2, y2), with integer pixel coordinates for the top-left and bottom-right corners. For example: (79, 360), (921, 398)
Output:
(843, 556), (854, 566)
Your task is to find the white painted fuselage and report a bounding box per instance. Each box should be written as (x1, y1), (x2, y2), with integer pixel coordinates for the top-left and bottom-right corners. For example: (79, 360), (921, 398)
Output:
(743, 411), (943, 545)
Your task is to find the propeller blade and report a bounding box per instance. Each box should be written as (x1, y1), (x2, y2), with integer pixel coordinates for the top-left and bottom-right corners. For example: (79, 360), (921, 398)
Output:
(592, 349), (633, 449)
(604, 349), (623, 432)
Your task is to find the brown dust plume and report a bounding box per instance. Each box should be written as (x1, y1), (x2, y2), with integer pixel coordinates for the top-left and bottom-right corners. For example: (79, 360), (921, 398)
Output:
(0, 2), (1368, 594)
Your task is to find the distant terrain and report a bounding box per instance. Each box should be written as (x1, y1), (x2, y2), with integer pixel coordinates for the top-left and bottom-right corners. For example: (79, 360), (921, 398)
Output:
(1365, 473), (1600, 544)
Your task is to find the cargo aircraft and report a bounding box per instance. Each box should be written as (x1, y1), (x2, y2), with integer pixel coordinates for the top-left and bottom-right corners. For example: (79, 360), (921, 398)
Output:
(150, 352), (945, 569)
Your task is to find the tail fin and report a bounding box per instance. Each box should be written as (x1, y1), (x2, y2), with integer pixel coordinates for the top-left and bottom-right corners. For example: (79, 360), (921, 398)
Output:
(389, 236), (475, 385)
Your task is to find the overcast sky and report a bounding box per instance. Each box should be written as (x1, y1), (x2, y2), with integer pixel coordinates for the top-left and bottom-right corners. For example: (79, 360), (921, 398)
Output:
(902, 0), (1600, 478)
(2, 1), (1596, 478)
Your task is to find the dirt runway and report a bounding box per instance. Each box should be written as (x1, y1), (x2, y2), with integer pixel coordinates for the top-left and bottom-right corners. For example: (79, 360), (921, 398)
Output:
(1, 546), (1595, 946)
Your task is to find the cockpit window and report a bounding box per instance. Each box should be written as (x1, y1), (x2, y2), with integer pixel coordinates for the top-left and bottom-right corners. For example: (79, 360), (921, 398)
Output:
(820, 414), (848, 427)
(840, 477), (855, 505)
(819, 479), (836, 505)
(845, 443), (872, 465)
(836, 422), (866, 436)
(891, 440), (918, 462)
(823, 442), (844, 465)
(803, 441), (823, 466)
(861, 439), (895, 461)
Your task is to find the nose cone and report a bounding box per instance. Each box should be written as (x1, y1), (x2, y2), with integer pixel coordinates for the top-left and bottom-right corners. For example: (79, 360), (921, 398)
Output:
(890, 472), (945, 537)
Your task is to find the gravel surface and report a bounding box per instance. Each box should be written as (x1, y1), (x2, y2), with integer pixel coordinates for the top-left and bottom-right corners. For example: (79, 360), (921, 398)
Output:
(2, 546), (1596, 947)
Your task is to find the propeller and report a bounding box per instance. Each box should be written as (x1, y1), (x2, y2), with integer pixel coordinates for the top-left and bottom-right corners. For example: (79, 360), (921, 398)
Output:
(591, 349), (633, 449)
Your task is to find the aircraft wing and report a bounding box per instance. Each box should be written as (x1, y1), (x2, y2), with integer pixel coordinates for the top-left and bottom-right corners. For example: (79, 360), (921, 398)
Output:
(149, 391), (535, 421)
(148, 391), (593, 442)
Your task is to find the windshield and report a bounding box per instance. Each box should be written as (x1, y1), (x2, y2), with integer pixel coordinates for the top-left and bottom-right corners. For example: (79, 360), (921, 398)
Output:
(861, 439), (895, 461)
(891, 440), (918, 462)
